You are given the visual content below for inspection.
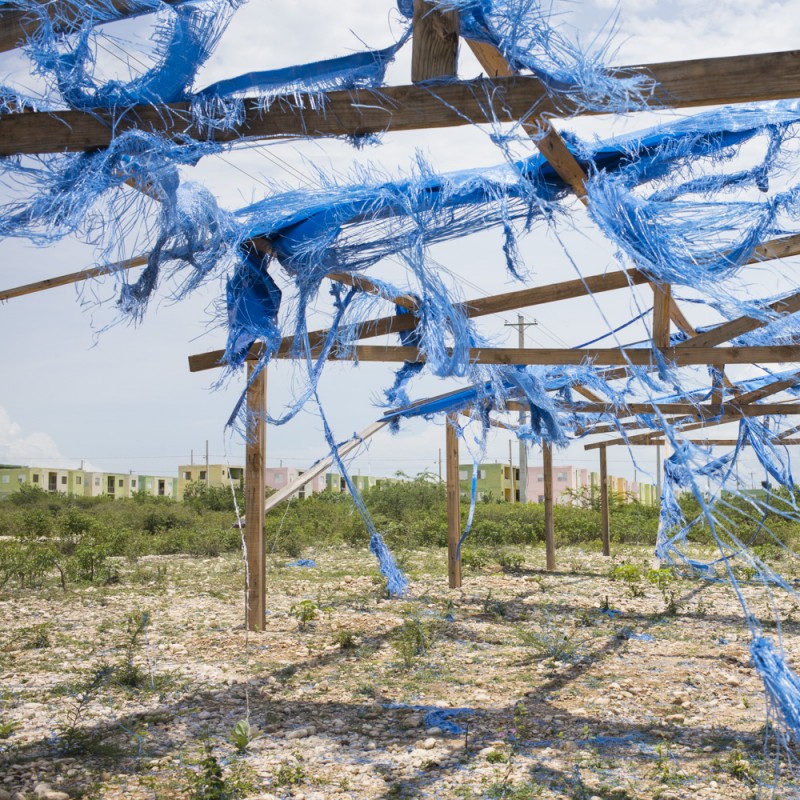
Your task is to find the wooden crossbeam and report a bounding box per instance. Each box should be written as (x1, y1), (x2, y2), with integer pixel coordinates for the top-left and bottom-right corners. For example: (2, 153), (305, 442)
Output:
(0, 254), (148, 301)
(5, 49), (800, 155)
(0, 0), (182, 53)
(571, 401), (800, 417)
(263, 343), (800, 367)
(187, 266), (648, 372)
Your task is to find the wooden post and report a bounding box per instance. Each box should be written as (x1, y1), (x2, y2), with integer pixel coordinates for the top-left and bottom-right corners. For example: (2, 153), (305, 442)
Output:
(599, 445), (610, 557)
(652, 283), (672, 348)
(245, 364), (266, 632)
(446, 414), (462, 588)
(543, 441), (556, 571)
(411, 0), (460, 82)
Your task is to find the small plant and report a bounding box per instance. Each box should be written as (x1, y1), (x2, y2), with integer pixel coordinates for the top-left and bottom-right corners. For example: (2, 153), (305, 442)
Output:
(462, 547), (491, 572)
(289, 599), (320, 630)
(115, 612), (151, 690)
(24, 623), (51, 649)
(486, 749), (508, 763)
(610, 563), (645, 598)
(647, 568), (678, 615)
(333, 630), (358, 650)
(654, 739), (682, 786)
(0, 719), (20, 739)
(273, 757), (306, 787)
(713, 744), (757, 785)
(56, 663), (115, 755)
(393, 610), (436, 669)
(229, 719), (258, 753)
(497, 550), (525, 573)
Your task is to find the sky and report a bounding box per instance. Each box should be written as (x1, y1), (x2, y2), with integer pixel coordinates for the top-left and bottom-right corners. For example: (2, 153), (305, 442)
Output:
(1, 0), (800, 489)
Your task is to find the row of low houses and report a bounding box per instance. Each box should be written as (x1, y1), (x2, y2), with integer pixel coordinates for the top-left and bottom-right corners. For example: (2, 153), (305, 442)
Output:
(458, 463), (658, 506)
(0, 460), (657, 505)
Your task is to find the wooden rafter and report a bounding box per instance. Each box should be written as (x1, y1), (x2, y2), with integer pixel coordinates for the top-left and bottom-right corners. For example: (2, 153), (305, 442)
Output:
(5, 49), (800, 155)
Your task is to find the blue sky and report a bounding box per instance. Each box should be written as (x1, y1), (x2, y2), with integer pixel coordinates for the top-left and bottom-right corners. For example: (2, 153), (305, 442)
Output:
(1, 0), (799, 487)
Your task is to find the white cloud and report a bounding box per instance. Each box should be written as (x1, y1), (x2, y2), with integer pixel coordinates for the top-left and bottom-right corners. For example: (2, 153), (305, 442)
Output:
(0, 406), (76, 469)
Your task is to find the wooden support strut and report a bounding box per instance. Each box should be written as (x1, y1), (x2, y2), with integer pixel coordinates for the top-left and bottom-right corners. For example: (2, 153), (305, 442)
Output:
(412, 0), (460, 82)
(543, 441), (556, 571)
(244, 364), (266, 632)
(446, 413), (462, 589)
(599, 445), (610, 557)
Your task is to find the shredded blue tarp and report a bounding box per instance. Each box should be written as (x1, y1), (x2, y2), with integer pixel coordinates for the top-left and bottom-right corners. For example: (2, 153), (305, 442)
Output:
(287, 559), (316, 568)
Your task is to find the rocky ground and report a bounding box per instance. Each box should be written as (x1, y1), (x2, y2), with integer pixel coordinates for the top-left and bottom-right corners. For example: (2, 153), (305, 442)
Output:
(2, 543), (800, 799)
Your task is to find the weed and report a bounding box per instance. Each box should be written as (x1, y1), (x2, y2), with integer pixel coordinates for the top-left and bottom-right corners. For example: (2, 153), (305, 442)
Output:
(273, 757), (306, 787)
(23, 623), (51, 649)
(497, 550), (525, 573)
(0, 719), (20, 739)
(486, 749), (508, 763)
(333, 630), (358, 650)
(393, 610), (436, 669)
(56, 663), (115, 754)
(610, 563), (645, 598)
(289, 599), (320, 630)
(647, 568), (678, 615)
(229, 719), (258, 753)
(115, 612), (151, 690)
(189, 742), (255, 799)
(654, 740), (682, 786)
(712, 745), (758, 785)
(462, 547), (491, 572)
(516, 615), (582, 663)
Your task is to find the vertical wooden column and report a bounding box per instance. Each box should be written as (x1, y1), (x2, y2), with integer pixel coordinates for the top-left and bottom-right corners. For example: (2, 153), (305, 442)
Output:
(542, 441), (556, 571)
(446, 414), (462, 588)
(411, 0), (460, 82)
(599, 445), (610, 557)
(652, 283), (672, 348)
(245, 364), (266, 632)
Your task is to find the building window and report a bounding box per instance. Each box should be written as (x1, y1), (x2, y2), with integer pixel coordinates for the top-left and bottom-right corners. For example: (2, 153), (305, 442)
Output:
(94, 477), (100, 486)
(199, 471), (207, 481)
(459, 470), (468, 481)
(17, 474), (25, 483)
(61, 476), (67, 485)
(557, 472), (566, 481)
(32, 474), (39, 483)
(538, 475), (543, 482)
(118, 479), (123, 488)
(1, 475), (8, 484)
(275, 473), (283, 482)
(131, 479), (136, 487)
(222, 468), (226, 476)
(183, 471), (192, 480)
(478, 469), (486, 480)
(147, 482), (152, 490)
(76, 476), (82, 485)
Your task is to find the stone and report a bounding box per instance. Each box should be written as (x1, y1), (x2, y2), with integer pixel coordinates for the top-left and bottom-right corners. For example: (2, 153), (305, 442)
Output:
(421, 737), (436, 750)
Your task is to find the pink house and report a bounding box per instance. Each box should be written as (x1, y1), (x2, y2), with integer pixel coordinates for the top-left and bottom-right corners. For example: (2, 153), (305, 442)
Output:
(526, 465), (597, 504)
(265, 467), (327, 498)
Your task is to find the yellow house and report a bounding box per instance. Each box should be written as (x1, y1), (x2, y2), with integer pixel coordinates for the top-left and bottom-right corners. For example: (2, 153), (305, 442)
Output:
(177, 463), (244, 500)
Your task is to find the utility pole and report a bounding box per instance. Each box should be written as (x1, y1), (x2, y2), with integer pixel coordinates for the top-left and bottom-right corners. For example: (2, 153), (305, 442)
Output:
(508, 439), (515, 502)
(504, 314), (537, 503)
(438, 447), (442, 483)
(205, 439), (209, 486)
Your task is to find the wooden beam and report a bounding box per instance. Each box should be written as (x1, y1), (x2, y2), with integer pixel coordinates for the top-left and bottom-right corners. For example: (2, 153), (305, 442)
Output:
(678, 289), (800, 350)
(187, 266), (649, 372)
(633, 438), (800, 446)
(0, 255), (147, 302)
(0, 0), (182, 54)
(244, 363), (266, 632)
(412, 0), (460, 82)
(599, 445), (610, 557)
(6, 49), (800, 155)
(264, 419), (389, 513)
(465, 39), (514, 78)
(446, 413), (462, 589)
(651, 283), (672, 348)
(542, 441), (556, 571)
(263, 343), (800, 367)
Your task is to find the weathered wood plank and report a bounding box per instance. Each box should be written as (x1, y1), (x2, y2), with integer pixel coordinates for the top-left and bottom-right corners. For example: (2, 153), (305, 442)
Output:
(412, 0), (460, 82)
(5, 49), (800, 155)
(244, 364), (266, 632)
(265, 344), (800, 367)
(543, 441), (556, 571)
(599, 445), (610, 557)
(446, 413), (462, 588)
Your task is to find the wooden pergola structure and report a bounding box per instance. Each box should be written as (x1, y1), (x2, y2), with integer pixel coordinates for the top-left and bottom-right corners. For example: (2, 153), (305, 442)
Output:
(2, 1), (800, 630)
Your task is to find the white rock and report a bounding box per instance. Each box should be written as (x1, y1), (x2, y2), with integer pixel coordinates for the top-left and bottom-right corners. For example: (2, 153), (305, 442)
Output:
(421, 737), (436, 750)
